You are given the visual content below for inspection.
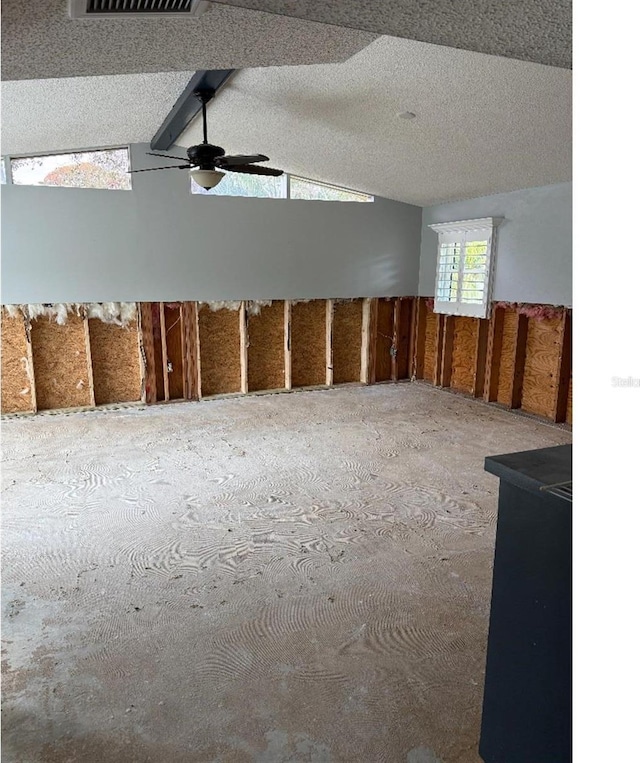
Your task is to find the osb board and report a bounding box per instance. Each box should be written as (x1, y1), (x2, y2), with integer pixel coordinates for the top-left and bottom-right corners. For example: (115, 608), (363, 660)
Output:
(248, 301), (285, 392)
(521, 315), (563, 419)
(396, 299), (413, 380)
(496, 308), (519, 406)
(164, 305), (184, 400)
(199, 306), (241, 396)
(1, 314), (33, 413)
(422, 308), (438, 383)
(31, 314), (92, 411)
(88, 319), (141, 406)
(566, 374), (572, 425)
(333, 299), (363, 384)
(291, 300), (326, 388)
(375, 299), (395, 382)
(450, 316), (478, 395)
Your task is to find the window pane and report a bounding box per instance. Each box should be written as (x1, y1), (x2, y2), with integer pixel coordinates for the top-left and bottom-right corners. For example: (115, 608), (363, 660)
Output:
(1, 159), (6, 184)
(290, 176), (372, 202)
(10, 148), (131, 190)
(191, 173), (286, 198)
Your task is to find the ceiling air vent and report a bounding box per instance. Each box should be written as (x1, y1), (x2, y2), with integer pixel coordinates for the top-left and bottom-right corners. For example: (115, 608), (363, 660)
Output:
(69, 0), (209, 19)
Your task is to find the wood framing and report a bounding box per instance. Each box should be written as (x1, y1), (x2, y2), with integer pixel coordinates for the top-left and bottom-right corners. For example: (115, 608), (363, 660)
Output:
(391, 298), (400, 382)
(332, 299), (363, 385)
(326, 300), (334, 387)
(440, 315), (455, 388)
(139, 302), (157, 404)
(81, 308), (96, 408)
(181, 301), (201, 401)
(473, 319), (490, 398)
(395, 298), (413, 381)
(483, 304), (505, 402)
(284, 300), (292, 391)
(509, 314), (529, 409)
(159, 303), (169, 401)
(375, 298), (395, 382)
(24, 317), (37, 413)
(552, 309), (572, 423)
(408, 298), (419, 380)
(164, 303), (184, 400)
(239, 302), (249, 394)
(365, 298), (378, 384)
(432, 313), (445, 385)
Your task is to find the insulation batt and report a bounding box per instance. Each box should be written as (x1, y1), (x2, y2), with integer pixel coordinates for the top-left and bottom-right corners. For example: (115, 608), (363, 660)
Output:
(1, 303), (137, 326)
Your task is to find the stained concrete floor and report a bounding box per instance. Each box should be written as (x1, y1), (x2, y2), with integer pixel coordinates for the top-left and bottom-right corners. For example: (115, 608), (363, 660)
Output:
(1, 383), (571, 763)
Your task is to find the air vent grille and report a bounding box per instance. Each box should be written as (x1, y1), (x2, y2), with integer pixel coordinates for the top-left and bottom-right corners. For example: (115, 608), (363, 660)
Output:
(69, 0), (207, 18)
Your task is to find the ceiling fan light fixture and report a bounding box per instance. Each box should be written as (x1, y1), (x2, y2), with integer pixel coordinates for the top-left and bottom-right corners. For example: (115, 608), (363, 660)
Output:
(190, 168), (225, 190)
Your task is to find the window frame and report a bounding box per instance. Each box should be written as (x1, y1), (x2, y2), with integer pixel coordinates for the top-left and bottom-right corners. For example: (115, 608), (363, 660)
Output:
(8, 146), (132, 191)
(429, 217), (502, 319)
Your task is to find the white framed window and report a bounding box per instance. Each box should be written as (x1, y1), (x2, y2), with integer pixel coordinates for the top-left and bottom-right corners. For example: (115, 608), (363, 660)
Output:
(430, 217), (502, 319)
(10, 148), (131, 190)
(289, 175), (373, 202)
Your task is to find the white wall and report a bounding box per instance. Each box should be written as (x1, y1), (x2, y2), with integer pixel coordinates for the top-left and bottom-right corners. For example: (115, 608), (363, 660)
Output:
(0, 144), (422, 304)
(419, 182), (572, 306)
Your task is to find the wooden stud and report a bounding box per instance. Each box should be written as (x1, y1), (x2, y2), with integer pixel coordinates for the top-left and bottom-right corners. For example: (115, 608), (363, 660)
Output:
(81, 307), (96, 408)
(473, 318), (490, 398)
(284, 300), (292, 391)
(552, 308), (572, 423)
(408, 298), (419, 380)
(433, 313), (445, 385)
(159, 303), (169, 401)
(135, 304), (146, 403)
(366, 298), (379, 384)
(239, 301), (249, 394)
(361, 298), (372, 383)
(509, 313), (529, 409)
(326, 299), (334, 386)
(138, 302), (156, 404)
(22, 314), (38, 413)
(440, 315), (455, 388)
(483, 304), (505, 402)
(180, 302), (201, 401)
(391, 297), (400, 382)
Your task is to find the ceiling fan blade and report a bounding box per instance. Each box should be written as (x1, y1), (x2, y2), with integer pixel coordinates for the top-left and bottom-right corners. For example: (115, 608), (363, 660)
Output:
(146, 152), (192, 163)
(223, 164), (284, 176)
(217, 154), (269, 167)
(128, 165), (192, 173)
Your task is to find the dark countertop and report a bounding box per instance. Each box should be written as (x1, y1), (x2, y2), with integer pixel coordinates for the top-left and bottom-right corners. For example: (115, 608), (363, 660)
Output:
(484, 444), (572, 496)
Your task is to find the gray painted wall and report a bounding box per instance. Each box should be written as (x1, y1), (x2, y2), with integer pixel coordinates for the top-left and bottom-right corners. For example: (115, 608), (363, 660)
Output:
(419, 182), (572, 306)
(1, 144), (422, 304)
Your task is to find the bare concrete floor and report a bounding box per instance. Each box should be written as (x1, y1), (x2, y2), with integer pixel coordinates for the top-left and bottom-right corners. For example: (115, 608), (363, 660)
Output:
(1, 384), (571, 763)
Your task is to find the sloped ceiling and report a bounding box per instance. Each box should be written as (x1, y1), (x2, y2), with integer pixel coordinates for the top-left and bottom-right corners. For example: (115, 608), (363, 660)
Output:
(177, 36), (571, 207)
(209, 0), (572, 69)
(0, 0), (375, 80)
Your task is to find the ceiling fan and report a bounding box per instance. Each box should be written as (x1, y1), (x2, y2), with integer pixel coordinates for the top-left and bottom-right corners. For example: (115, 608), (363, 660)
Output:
(129, 90), (284, 190)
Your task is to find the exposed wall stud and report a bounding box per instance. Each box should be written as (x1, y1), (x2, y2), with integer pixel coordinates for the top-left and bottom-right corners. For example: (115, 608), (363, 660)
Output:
(433, 313), (445, 385)
(408, 298), (419, 380)
(473, 318), (490, 398)
(391, 298), (401, 382)
(483, 304), (505, 402)
(81, 307), (96, 408)
(326, 299), (334, 386)
(440, 315), (455, 388)
(23, 315), (37, 412)
(553, 308), (572, 422)
(284, 300), (292, 391)
(159, 302), (169, 401)
(366, 298), (379, 384)
(239, 302), (249, 394)
(360, 298), (371, 384)
(509, 314), (529, 409)
(139, 302), (157, 404)
(181, 302), (201, 401)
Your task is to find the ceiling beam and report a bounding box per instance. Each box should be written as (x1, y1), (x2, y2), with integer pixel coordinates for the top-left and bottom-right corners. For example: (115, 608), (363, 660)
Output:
(150, 69), (236, 151)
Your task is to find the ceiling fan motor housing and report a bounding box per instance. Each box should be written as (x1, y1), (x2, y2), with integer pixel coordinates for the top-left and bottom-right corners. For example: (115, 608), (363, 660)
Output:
(187, 143), (225, 168)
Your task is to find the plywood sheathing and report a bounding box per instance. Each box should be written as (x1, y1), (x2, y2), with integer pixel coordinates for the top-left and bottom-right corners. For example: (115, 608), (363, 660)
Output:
(31, 313), (93, 411)
(483, 304), (505, 402)
(247, 300), (285, 392)
(395, 298), (413, 381)
(1, 312), (35, 413)
(164, 304), (184, 400)
(88, 317), (142, 406)
(413, 299), (428, 381)
(333, 299), (364, 384)
(198, 305), (242, 396)
(520, 313), (564, 418)
(291, 300), (327, 388)
(374, 298), (395, 382)
(450, 316), (478, 395)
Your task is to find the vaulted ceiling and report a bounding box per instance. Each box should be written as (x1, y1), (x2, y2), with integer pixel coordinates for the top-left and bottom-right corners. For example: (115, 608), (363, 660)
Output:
(1, 0), (571, 208)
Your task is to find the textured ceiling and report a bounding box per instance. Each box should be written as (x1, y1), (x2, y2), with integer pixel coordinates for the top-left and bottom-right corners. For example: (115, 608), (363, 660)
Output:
(176, 36), (571, 207)
(1, 0), (375, 81)
(1, 72), (197, 156)
(209, 0), (572, 68)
